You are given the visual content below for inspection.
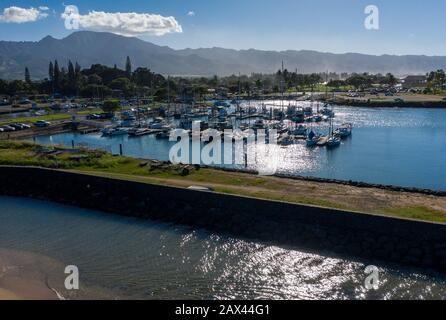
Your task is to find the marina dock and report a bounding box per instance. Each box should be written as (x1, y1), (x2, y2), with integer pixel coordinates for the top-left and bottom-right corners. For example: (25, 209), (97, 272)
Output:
(317, 136), (329, 146)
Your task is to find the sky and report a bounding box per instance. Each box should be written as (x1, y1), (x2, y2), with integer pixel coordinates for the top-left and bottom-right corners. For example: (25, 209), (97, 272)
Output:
(0, 0), (445, 56)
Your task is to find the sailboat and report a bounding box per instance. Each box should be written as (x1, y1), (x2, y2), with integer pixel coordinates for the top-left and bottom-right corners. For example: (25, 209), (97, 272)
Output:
(326, 106), (341, 148)
(306, 129), (319, 147)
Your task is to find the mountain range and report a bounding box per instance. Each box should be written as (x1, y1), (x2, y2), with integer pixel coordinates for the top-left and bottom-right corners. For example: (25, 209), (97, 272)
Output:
(1, 31), (446, 79)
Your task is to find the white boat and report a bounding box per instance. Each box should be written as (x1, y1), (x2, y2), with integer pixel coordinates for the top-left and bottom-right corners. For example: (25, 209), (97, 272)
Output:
(278, 133), (295, 146)
(320, 105), (335, 117)
(102, 127), (128, 136)
(326, 105), (341, 147)
(311, 115), (323, 122)
(34, 110), (48, 116)
(128, 128), (151, 137)
(326, 136), (341, 148)
(335, 123), (353, 138)
(290, 125), (307, 136)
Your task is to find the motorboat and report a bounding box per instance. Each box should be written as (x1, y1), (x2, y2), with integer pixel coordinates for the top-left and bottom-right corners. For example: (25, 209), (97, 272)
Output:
(290, 125), (307, 136)
(278, 133), (295, 146)
(128, 128), (151, 137)
(101, 127), (128, 136)
(334, 123), (353, 138)
(326, 135), (341, 148)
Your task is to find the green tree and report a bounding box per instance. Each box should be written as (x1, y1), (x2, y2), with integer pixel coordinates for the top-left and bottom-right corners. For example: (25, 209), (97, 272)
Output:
(25, 67), (31, 84)
(54, 60), (60, 92)
(75, 62), (81, 77)
(0, 79), (7, 94)
(102, 99), (120, 113)
(88, 74), (103, 85)
(125, 56), (132, 76)
(154, 88), (168, 102)
(382, 73), (397, 86)
(68, 60), (76, 94)
(110, 77), (131, 91)
(48, 62), (54, 82)
(346, 74), (372, 90)
(327, 79), (345, 88)
(209, 75), (218, 87)
(427, 70), (446, 93)
(133, 67), (153, 87)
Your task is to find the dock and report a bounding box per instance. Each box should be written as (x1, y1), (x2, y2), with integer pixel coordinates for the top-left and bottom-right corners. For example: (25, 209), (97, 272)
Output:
(317, 136), (329, 146)
(80, 128), (100, 135)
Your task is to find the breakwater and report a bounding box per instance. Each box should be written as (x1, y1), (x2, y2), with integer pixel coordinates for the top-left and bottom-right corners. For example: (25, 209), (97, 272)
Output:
(1, 166), (446, 273)
(217, 167), (446, 197)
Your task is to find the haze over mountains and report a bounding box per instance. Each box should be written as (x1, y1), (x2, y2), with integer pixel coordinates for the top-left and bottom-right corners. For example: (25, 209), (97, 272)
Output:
(1, 31), (446, 80)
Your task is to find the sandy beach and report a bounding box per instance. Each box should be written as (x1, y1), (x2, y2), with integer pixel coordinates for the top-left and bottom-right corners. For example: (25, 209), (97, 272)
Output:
(0, 249), (64, 300)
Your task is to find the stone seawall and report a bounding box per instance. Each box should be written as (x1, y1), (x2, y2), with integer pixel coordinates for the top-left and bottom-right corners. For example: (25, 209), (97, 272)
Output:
(1, 166), (446, 273)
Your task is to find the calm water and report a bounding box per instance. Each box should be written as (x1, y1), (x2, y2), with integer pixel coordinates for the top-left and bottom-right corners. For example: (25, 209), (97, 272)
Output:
(34, 104), (446, 190)
(1, 196), (446, 300)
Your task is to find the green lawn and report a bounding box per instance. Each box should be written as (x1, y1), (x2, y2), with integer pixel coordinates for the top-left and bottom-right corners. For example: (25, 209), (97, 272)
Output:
(380, 207), (446, 223)
(0, 114), (72, 126)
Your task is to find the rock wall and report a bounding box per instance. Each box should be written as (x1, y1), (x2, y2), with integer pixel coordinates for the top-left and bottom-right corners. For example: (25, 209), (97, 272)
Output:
(1, 166), (446, 273)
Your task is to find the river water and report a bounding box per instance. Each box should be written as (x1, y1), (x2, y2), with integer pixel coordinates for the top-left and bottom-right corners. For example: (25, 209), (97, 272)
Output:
(1, 196), (446, 300)
(34, 104), (446, 191)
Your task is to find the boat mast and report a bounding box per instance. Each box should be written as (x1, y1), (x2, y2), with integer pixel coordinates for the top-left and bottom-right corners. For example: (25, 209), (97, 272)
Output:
(281, 60), (284, 121)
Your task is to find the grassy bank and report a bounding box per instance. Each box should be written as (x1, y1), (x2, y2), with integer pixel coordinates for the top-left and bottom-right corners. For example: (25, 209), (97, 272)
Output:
(0, 109), (106, 126)
(0, 114), (72, 126)
(1, 140), (445, 223)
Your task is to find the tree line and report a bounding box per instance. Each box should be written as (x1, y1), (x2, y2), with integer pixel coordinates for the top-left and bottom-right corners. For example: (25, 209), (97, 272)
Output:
(0, 57), (168, 100)
(1, 58), (445, 101)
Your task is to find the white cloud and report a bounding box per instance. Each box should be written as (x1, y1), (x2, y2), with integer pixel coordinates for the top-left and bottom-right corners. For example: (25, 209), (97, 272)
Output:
(61, 10), (182, 37)
(0, 6), (48, 23)
(187, 11), (195, 17)
(39, 6), (50, 11)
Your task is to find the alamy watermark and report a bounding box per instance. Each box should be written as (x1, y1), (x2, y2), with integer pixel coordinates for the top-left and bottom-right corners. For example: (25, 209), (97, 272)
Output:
(64, 265), (79, 290)
(364, 5), (379, 30)
(62, 5), (80, 30)
(364, 265), (380, 290)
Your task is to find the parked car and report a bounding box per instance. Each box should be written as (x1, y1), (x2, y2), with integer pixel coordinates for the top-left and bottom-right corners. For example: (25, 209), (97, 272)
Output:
(0, 125), (16, 132)
(10, 123), (31, 130)
(99, 112), (114, 119)
(18, 123), (31, 129)
(9, 123), (24, 130)
(33, 120), (51, 127)
(87, 114), (101, 120)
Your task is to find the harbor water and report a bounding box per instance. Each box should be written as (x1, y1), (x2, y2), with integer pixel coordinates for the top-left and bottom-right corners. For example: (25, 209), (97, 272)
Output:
(34, 104), (446, 191)
(1, 195), (446, 299)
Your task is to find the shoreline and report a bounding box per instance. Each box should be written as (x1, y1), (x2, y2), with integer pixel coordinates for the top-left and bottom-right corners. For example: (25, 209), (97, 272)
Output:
(0, 248), (61, 300)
